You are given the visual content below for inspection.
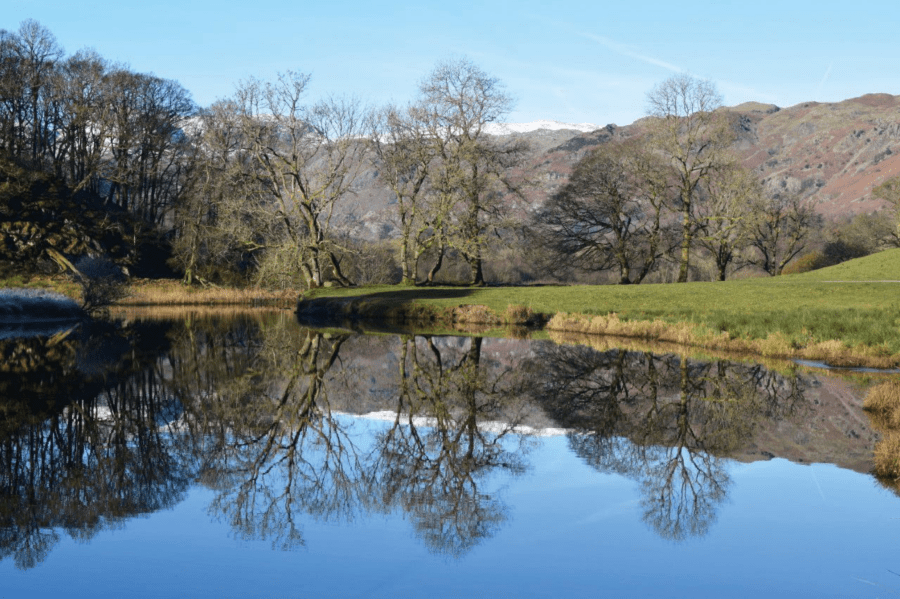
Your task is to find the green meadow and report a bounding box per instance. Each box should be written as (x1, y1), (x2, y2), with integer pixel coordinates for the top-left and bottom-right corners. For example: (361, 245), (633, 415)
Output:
(303, 249), (900, 364)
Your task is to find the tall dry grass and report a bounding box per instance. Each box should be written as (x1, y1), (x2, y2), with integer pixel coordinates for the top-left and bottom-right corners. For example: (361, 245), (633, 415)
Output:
(545, 312), (898, 369)
(120, 280), (299, 307)
(863, 380), (900, 480)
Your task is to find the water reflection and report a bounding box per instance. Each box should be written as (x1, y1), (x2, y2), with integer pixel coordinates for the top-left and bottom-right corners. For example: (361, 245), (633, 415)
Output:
(0, 314), (878, 569)
(525, 345), (807, 540)
(365, 336), (530, 556)
(0, 321), (180, 569)
(166, 320), (530, 556)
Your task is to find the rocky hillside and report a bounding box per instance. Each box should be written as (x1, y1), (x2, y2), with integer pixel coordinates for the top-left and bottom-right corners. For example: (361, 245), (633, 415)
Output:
(734, 94), (900, 217)
(343, 94), (900, 241)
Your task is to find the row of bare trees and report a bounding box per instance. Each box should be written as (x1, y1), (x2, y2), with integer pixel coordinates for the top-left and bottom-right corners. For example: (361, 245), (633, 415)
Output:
(532, 74), (819, 284)
(0, 20), (194, 226)
(1, 20), (846, 286)
(170, 58), (526, 288)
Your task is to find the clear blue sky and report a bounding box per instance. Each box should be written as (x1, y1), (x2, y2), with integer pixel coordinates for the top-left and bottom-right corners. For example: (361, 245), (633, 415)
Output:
(6, 0), (898, 126)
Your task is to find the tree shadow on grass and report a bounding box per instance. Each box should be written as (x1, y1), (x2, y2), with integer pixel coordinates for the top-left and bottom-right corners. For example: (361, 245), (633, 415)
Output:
(296, 287), (480, 330)
(349, 287), (477, 302)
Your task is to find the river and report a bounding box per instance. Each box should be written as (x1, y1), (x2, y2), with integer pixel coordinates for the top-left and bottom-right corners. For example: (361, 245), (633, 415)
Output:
(0, 310), (897, 598)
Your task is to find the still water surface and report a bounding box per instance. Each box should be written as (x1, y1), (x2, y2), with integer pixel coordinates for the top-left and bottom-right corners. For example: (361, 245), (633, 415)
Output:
(1, 311), (898, 598)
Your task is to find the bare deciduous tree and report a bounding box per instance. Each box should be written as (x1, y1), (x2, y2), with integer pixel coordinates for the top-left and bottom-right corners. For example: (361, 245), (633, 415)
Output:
(233, 72), (370, 288)
(695, 165), (762, 280)
(171, 100), (263, 285)
(372, 104), (436, 285)
(873, 176), (900, 246)
(532, 137), (671, 284)
(647, 74), (735, 282)
(418, 59), (528, 285)
(748, 193), (819, 276)
(104, 69), (195, 225)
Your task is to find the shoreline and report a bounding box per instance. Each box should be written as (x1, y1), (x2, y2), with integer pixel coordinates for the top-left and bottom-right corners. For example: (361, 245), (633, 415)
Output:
(6, 270), (900, 369)
(295, 290), (900, 369)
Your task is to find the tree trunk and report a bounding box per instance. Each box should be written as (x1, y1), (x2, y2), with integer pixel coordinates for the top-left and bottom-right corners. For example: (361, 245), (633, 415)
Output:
(399, 233), (413, 285)
(469, 253), (485, 286)
(426, 237), (445, 285)
(327, 251), (354, 287)
(677, 200), (692, 283)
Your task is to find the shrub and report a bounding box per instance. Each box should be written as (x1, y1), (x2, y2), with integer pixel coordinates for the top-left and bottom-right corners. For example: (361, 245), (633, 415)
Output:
(864, 381), (900, 427)
(864, 381), (900, 481)
(73, 255), (127, 312)
(782, 251), (826, 275)
(504, 304), (534, 324)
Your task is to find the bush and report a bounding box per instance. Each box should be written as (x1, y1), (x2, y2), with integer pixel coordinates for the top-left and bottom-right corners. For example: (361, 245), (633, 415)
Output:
(344, 241), (402, 285)
(783, 240), (872, 275)
(781, 251), (826, 275)
(864, 381), (900, 481)
(74, 255), (127, 312)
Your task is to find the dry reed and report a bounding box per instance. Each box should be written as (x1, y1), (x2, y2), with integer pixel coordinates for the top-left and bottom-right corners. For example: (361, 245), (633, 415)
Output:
(119, 280), (299, 307)
(546, 312), (899, 369)
(863, 381), (900, 481)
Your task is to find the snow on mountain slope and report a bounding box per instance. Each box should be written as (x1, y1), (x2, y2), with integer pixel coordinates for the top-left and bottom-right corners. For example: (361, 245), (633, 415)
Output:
(484, 120), (598, 135)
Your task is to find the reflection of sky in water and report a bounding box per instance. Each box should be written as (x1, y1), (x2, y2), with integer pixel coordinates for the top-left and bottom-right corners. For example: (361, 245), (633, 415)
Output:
(0, 320), (895, 598)
(3, 423), (898, 599)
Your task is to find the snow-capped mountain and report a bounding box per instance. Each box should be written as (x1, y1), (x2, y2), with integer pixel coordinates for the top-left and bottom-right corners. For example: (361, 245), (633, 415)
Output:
(484, 120), (598, 135)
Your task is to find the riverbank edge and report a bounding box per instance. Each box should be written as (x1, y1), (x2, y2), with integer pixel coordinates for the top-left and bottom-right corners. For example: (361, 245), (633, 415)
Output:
(5, 277), (897, 369)
(295, 293), (900, 369)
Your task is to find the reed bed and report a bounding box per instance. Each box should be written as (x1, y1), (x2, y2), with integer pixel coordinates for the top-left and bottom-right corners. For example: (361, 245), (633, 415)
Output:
(120, 279), (299, 307)
(864, 380), (900, 481)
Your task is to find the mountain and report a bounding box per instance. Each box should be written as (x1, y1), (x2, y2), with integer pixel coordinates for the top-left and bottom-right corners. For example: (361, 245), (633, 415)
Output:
(342, 96), (900, 241)
(732, 94), (900, 217)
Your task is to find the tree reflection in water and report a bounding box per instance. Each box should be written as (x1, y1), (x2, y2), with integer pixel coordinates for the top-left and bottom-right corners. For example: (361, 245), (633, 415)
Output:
(0, 321), (182, 569)
(527, 344), (807, 540)
(174, 322), (362, 550)
(0, 316), (818, 569)
(167, 320), (531, 556)
(364, 336), (530, 556)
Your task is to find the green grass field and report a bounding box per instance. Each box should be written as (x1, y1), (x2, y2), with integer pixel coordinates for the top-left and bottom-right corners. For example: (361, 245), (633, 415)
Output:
(304, 249), (900, 362)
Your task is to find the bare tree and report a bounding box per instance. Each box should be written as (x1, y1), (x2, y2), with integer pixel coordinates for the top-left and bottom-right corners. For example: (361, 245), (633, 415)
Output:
(233, 72), (370, 288)
(103, 69), (195, 225)
(0, 20), (64, 166)
(532, 137), (671, 284)
(12, 20), (64, 166)
(171, 99), (263, 285)
(646, 74), (735, 282)
(371, 104), (436, 285)
(417, 59), (528, 285)
(747, 193), (819, 276)
(52, 49), (112, 194)
(873, 176), (900, 246)
(695, 165), (762, 280)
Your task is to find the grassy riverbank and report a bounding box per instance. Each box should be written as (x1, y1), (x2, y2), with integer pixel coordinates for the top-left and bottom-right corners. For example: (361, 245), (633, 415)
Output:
(301, 249), (900, 367)
(864, 380), (900, 482)
(0, 276), (299, 307)
(6, 250), (900, 366)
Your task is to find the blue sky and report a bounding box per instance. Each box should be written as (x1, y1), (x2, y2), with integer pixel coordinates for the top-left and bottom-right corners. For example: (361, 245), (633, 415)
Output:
(6, 1), (898, 126)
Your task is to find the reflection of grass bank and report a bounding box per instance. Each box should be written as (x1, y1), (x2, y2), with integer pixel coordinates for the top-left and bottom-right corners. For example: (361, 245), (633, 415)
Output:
(863, 381), (900, 481)
(0, 274), (80, 300)
(302, 250), (900, 368)
(546, 330), (875, 378)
